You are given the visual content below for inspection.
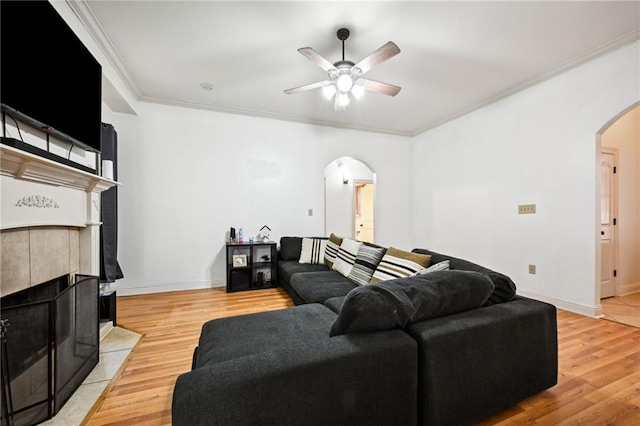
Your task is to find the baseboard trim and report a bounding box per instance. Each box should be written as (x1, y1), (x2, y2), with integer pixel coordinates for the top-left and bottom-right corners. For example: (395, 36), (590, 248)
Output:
(517, 290), (600, 318)
(619, 282), (640, 297)
(99, 321), (114, 340)
(111, 280), (225, 296)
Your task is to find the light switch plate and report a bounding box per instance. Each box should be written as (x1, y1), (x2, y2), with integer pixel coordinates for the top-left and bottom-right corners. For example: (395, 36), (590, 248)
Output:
(528, 264), (536, 274)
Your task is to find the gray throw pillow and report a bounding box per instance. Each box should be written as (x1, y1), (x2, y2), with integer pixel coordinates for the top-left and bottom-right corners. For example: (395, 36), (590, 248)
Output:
(279, 237), (302, 260)
(411, 248), (516, 305)
(329, 270), (495, 336)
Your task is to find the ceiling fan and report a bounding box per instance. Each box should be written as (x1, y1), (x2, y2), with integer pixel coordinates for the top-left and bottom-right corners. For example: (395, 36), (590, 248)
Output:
(284, 28), (401, 110)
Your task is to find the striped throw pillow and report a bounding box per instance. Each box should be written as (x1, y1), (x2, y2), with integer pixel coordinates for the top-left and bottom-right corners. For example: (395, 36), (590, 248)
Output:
(413, 260), (450, 275)
(332, 238), (362, 277)
(299, 238), (328, 264)
(324, 233), (343, 268)
(348, 244), (386, 285)
(370, 247), (431, 283)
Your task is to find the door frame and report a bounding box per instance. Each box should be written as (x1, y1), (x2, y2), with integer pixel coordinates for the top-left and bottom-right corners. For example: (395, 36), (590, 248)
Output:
(323, 157), (377, 238)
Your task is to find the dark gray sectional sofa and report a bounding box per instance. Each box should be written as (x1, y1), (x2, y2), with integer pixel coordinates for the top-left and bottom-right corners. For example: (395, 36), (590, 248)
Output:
(172, 237), (558, 425)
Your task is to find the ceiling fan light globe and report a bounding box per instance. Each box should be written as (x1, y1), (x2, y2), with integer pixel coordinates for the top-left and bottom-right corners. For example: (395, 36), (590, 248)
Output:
(352, 80), (365, 99)
(336, 74), (353, 93)
(322, 84), (337, 100)
(337, 93), (350, 107)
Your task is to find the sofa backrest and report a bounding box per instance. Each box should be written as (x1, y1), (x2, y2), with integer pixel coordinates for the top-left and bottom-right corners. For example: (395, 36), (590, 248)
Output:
(412, 248), (516, 305)
(279, 236), (386, 262)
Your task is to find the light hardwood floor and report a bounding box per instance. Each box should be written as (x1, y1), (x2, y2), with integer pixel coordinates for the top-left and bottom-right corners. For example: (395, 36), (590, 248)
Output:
(85, 288), (640, 425)
(601, 292), (640, 328)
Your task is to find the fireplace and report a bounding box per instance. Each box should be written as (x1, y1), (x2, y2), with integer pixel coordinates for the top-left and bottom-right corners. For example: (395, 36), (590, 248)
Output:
(1, 141), (117, 425)
(1, 273), (100, 426)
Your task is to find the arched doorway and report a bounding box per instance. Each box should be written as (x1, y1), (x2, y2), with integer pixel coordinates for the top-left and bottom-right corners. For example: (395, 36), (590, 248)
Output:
(596, 102), (640, 327)
(324, 157), (376, 242)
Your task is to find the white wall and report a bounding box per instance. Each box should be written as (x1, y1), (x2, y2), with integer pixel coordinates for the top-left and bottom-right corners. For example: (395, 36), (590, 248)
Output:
(410, 42), (640, 316)
(325, 158), (374, 239)
(106, 102), (410, 294)
(601, 106), (640, 294)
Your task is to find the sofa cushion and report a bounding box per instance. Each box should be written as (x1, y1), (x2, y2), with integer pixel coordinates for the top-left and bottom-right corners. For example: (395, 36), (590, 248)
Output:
(329, 270), (495, 336)
(348, 244), (386, 285)
(332, 238), (363, 277)
(412, 249), (516, 305)
(324, 296), (346, 313)
(290, 271), (358, 304)
(299, 237), (328, 264)
(324, 233), (343, 269)
(370, 247), (431, 283)
(280, 237), (303, 260)
(278, 260), (330, 285)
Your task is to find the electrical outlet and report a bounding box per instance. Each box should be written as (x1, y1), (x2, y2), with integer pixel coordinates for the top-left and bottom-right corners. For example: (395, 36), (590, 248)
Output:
(528, 264), (536, 274)
(308, 209), (313, 217)
(518, 204), (536, 214)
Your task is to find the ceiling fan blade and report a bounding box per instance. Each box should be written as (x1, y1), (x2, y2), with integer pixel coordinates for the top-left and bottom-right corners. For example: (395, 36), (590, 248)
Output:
(297, 47), (337, 72)
(284, 80), (332, 95)
(362, 79), (401, 97)
(354, 41), (401, 74)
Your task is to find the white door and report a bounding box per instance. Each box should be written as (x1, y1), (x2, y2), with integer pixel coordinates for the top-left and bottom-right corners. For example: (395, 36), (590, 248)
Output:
(354, 182), (374, 243)
(600, 150), (617, 299)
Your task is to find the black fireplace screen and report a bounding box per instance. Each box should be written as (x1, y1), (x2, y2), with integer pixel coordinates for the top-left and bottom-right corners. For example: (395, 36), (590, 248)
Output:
(1, 274), (100, 426)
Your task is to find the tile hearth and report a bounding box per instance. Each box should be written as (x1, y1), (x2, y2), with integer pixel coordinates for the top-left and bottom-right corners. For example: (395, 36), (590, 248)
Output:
(41, 326), (141, 425)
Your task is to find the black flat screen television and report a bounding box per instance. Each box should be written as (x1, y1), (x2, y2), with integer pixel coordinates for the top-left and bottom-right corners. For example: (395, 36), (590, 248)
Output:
(1, 0), (102, 153)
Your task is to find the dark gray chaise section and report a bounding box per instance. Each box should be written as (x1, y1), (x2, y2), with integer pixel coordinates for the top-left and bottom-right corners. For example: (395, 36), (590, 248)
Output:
(406, 296), (558, 425)
(172, 304), (418, 426)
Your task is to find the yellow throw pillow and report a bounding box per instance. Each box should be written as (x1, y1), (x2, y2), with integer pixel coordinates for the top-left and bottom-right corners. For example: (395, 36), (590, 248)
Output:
(324, 233), (343, 269)
(370, 247), (431, 283)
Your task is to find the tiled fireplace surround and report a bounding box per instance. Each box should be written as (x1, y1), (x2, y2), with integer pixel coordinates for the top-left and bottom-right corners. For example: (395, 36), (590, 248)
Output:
(1, 226), (82, 297)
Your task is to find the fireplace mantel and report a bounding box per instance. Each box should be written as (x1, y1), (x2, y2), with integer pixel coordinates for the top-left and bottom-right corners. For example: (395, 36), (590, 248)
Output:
(1, 145), (119, 231)
(1, 144), (117, 193)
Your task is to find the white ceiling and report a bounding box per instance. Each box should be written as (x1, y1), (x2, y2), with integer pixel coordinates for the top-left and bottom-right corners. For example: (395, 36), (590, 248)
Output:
(83, 1), (640, 136)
